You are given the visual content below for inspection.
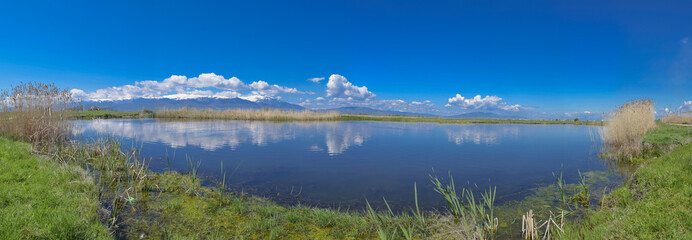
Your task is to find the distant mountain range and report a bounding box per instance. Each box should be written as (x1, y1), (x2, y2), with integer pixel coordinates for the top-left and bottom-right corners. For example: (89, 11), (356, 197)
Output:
(81, 97), (304, 111)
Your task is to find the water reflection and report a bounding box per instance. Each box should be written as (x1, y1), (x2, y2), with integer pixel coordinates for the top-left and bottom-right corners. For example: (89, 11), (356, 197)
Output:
(75, 119), (376, 155)
(75, 120), (531, 154)
(74, 119), (298, 151)
(324, 122), (370, 155)
(444, 124), (520, 145)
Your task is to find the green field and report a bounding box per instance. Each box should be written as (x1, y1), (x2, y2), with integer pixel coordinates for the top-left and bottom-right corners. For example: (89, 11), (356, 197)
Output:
(0, 137), (111, 239)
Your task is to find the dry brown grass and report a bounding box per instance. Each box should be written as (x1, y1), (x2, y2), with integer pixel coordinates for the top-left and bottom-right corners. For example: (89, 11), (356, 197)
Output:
(602, 98), (656, 160)
(0, 82), (74, 148)
(155, 107), (341, 121)
(661, 111), (692, 124)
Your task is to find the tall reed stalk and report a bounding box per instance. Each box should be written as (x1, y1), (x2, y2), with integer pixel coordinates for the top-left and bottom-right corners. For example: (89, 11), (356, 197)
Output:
(602, 98), (656, 160)
(0, 82), (74, 148)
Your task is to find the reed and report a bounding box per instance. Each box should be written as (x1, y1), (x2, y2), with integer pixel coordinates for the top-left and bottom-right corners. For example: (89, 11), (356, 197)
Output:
(429, 173), (498, 239)
(364, 183), (430, 240)
(602, 98), (656, 160)
(155, 107), (341, 121)
(661, 111), (692, 124)
(0, 82), (74, 148)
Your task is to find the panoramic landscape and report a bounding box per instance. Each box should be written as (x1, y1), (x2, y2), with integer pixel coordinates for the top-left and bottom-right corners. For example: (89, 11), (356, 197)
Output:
(1, 1), (691, 240)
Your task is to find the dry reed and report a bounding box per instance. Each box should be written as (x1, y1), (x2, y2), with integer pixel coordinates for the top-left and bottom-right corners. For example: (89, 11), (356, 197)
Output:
(602, 98), (656, 160)
(0, 82), (74, 148)
(155, 107), (341, 121)
(662, 111), (692, 124)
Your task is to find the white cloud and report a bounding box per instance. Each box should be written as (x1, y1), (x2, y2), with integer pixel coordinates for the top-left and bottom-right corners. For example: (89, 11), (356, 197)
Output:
(445, 94), (522, 112)
(326, 74), (376, 101)
(679, 100), (692, 112)
(307, 77), (325, 83)
(70, 73), (309, 102)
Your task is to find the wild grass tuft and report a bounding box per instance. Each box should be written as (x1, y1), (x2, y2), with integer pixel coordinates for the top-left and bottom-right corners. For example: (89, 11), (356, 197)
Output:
(429, 173), (498, 239)
(602, 98), (656, 161)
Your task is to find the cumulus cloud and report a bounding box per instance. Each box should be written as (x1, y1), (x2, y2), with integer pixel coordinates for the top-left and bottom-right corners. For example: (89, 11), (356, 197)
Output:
(249, 80), (310, 96)
(70, 73), (309, 102)
(326, 74), (376, 101)
(445, 94), (522, 112)
(307, 77), (325, 83)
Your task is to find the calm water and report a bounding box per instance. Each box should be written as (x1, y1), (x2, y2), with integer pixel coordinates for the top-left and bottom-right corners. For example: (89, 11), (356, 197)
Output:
(73, 119), (611, 209)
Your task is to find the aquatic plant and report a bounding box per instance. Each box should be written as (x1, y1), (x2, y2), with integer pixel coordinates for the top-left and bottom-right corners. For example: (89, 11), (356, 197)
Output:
(364, 183), (430, 240)
(429, 173), (498, 239)
(569, 170), (590, 208)
(186, 155), (201, 194)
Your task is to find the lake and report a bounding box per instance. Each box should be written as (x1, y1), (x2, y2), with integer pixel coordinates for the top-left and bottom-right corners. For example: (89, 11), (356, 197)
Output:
(73, 119), (614, 210)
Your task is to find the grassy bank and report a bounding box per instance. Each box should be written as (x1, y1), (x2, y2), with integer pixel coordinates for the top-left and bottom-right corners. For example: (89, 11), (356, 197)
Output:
(561, 124), (692, 239)
(0, 137), (111, 239)
(558, 100), (692, 239)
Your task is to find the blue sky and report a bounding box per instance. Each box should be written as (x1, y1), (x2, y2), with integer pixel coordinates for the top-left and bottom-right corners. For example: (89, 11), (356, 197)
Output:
(1, 0), (690, 118)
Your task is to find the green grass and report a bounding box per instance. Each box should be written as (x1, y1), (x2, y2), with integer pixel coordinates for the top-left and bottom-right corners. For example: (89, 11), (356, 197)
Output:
(561, 124), (692, 239)
(68, 110), (150, 119)
(0, 137), (111, 240)
(644, 122), (692, 146)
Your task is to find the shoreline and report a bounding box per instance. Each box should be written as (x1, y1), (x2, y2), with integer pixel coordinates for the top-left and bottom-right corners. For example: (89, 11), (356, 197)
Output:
(68, 109), (604, 126)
